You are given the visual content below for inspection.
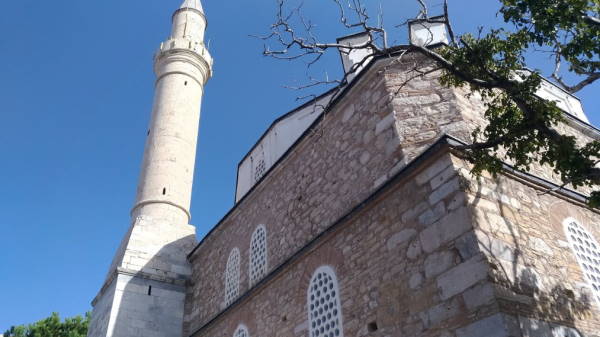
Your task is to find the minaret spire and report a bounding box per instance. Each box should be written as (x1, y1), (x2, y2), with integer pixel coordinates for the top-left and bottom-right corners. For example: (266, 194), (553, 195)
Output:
(87, 2), (212, 337)
(180, 0), (203, 11)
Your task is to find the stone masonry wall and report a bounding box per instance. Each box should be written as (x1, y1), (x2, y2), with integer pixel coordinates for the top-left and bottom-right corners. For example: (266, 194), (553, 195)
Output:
(456, 156), (600, 336)
(184, 51), (600, 336)
(183, 56), (479, 334)
(188, 152), (506, 337)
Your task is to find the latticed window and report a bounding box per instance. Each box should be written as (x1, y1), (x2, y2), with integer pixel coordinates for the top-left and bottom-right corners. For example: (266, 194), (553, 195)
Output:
(233, 325), (249, 337)
(254, 159), (267, 182)
(564, 219), (600, 304)
(249, 225), (268, 286)
(225, 248), (240, 306)
(307, 266), (344, 337)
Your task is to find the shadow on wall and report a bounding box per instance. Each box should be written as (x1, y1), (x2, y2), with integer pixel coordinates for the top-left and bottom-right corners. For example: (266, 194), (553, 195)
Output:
(99, 233), (196, 337)
(467, 176), (599, 337)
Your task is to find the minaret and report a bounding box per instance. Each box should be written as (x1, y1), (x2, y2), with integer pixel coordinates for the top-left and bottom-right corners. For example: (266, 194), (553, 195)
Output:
(87, 1), (212, 337)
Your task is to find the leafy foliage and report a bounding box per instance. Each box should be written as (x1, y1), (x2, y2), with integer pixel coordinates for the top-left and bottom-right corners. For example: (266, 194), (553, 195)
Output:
(3, 312), (90, 337)
(429, 0), (600, 205)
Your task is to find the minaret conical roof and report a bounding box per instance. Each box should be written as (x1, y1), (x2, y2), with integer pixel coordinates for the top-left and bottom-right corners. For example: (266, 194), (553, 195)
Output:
(180, 0), (204, 12)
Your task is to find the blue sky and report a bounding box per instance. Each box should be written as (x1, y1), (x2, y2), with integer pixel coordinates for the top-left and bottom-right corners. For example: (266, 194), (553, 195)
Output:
(0, 0), (598, 329)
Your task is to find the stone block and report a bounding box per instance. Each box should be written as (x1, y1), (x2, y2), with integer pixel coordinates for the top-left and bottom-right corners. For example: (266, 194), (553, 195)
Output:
(386, 229), (417, 251)
(407, 238), (423, 260)
(415, 157), (452, 186)
(418, 202), (446, 226)
(424, 250), (457, 279)
(402, 201), (429, 223)
(375, 112), (395, 135)
(462, 283), (495, 310)
(429, 177), (460, 206)
(420, 297), (461, 328)
(478, 235), (516, 262)
(430, 165), (457, 191)
(455, 232), (480, 261)
(437, 257), (488, 300)
(409, 273), (424, 289)
(455, 314), (515, 337)
(420, 225), (442, 254)
(440, 205), (471, 235)
(528, 237), (554, 256)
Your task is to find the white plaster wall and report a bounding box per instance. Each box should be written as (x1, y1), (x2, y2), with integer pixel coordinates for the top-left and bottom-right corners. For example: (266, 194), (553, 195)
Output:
(87, 279), (116, 337)
(338, 33), (374, 82)
(108, 274), (187, 337)
(537, 78), (588, 123)
(235, 93), (334, 202)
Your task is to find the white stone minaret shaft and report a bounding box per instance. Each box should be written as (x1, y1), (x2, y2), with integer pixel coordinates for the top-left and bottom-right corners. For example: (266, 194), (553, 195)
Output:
(87, 2), (212, 337)
(133, 1), (212, 226)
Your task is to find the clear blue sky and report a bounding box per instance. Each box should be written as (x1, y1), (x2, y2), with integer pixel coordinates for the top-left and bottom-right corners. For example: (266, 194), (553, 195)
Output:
(0, 0), (597, 329)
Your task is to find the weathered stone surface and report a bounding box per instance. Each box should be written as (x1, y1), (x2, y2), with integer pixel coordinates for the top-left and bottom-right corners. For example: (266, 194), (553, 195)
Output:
(429, 177), (460, 206)
(387, 229), (417, 251)
(424, 250), (457, 279)
(437, 257), (489, 300)
(456, 314), (513, 337)
(462, 283), (495, 310)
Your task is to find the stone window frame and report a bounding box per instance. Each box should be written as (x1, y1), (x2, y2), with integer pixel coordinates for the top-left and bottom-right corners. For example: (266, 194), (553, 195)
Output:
(563, 218), (600, 305)
(233, 324), (250, 337)
(225, 247), (241, 306)
(249, 224), (268, 287)
(307, 265), (344, 337)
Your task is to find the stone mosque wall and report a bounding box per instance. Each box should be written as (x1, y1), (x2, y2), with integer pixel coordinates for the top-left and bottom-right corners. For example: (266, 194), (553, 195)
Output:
(183, 52), (600, 337)
(183, 55), (474, 334)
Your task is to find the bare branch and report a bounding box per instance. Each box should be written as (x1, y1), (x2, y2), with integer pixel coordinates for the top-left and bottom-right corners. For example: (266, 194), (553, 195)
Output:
(417, 0), (428, 19)
(557, 73), (600, 93)
(583, 14), (600, 26)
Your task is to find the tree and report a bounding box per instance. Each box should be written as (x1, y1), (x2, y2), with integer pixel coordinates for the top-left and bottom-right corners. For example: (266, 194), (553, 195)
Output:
(257, 0), (600, 205)
(3, 312), (90, 337)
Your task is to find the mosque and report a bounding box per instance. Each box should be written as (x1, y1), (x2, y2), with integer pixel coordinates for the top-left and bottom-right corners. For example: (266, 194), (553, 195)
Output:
(87, 1), (600, 337)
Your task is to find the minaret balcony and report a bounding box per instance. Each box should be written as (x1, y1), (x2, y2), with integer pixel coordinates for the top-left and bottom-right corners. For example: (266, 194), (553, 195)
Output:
(156, 38), (213, 69)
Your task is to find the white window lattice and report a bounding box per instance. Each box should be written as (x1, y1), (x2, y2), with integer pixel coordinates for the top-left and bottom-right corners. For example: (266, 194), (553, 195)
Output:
(254, 159), (267, 183)
(308, 266), (344, 337)
(564, 219), (600, 304)
(249, 225), (268, 286)
(225, 248), (240, 306)
(233, 325), (249, 337)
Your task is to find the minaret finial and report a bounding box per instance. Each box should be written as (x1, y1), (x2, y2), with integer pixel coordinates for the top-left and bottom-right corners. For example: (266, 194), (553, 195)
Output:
(180, 0), (203, 12)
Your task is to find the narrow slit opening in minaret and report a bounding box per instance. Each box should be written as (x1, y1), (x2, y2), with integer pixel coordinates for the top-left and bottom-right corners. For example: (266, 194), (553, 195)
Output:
(184, 81), (188, 86)
(148, 286), (152, 296)
(163, 188), (166, 195)
(147, 130), (150, 136)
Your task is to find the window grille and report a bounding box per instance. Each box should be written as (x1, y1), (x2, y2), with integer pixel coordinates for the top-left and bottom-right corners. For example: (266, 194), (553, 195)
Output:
(254, 159), (267, 183)
(225, 248), (240, 306)
(249, 225), (268, 286)
(307, 266), (344, 337)
(564, 219), (600, 304)
(233, 325), (249, 337)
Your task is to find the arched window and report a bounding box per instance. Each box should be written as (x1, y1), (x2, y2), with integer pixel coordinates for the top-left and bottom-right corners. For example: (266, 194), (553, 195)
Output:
(249, 225), (268, 286)
(233, 324), (249, 337)
(225, 248), (240, 306)
(307, 266), (344, 337)
(563, 219), (600, 304)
